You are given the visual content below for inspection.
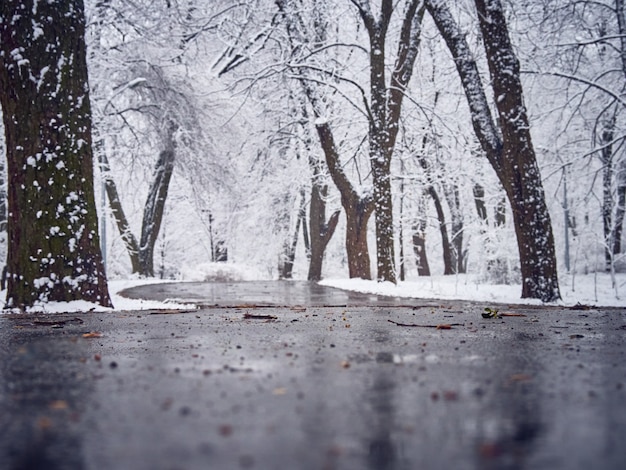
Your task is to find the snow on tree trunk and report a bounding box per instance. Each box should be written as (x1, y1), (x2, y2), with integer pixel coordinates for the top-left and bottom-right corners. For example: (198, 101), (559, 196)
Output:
(0, 0), (112, 308)
(355, 0), (425, 284)
(474, 0), (560, 301)
(426, 0), (560, 301)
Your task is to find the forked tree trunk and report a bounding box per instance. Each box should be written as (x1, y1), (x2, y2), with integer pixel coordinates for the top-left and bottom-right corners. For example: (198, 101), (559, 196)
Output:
(0, 0), (111, 308)
(316, 122), (374, 279)
(138, 127), (176, 277)
(355, 0), (426, 284)
(99, 152), (142, 273)
(99, 127), (176, 277)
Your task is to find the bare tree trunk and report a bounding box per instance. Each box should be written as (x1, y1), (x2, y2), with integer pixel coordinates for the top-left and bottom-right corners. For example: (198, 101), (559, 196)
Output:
(426, 0), (560, 301)
(443, 183), (465, 273)
(0, 0), (111, 308)
(412, 195), (431, 276)
(308, 163), (340, 281)
(473, 184), (488, 223)
(316, 122), (374, 279)
(354, 0), (426, 284)
(599, 112), (616, 270)
(279, 190), (307, 279)
(614, 186), (626, 256)
(427, 186), (454, 275)
(138, 125), (177, 277)
(613, 160), (626, 255)
(276, 0), (371, 279)
(98, 152), (142, 273)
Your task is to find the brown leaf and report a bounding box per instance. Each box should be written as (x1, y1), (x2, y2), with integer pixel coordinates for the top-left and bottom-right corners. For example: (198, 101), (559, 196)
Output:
(82, 332), (102, 338)
(507, 373), (533, 384)
(49, 400), (69, 411)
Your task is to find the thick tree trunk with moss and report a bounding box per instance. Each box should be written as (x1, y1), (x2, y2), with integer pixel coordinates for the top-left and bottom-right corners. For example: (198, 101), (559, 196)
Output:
(0, 0), (112, 308)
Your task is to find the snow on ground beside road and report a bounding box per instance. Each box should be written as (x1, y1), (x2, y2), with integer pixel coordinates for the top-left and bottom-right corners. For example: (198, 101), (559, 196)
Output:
(320, 272), (626, 307)
(0, 279), (193, 314)
(0, 265), (624, 313)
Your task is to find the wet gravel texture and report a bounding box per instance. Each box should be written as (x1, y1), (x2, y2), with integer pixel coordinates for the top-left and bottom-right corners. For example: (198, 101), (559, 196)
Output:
(1, 281), (625, 470)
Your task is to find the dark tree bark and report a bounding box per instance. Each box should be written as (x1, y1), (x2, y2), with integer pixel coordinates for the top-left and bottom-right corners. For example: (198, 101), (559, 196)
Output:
(300, 103), (339, 282)
(279, 189), (307, 279)
(352, 0), (426, 283)
(613, 179), (626, 255)
(99, 125), (176, 277)
(412, 223), (431, 276)
(308, 160), (340, 281)
(316, 122), (374, 279)
(276, 0), (372, 279)
(412, 196), (431, 276)
(138, 125), (176, 277)
(0, 0), (112, 308)
(98, 152), (142, 274)
(443, 183), (465, 273)
(425, 0), (560, 301)
(598, 112), (617, 270)
(427, 186), (454, 275)
(416, 141), (454, 274)
(473, 184), (488, 223)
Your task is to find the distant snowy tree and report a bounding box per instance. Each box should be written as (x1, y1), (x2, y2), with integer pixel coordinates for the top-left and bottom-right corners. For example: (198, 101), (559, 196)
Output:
(86, 0), (236, 278)
(0, 0), (112, 307)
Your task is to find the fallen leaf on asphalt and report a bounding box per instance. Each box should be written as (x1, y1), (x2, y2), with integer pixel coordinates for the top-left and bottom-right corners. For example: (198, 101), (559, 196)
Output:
(340, 360), (351, 369)
(49, 400), (69, 410)
(149, 309), (198, 315)
(219, 424), (233, 437)
(272, 387), (287, 396)
(507, 373), (533, 384)
(482, 307), (526, 319)
(388, 319), (462, 329)
(243, 313), (278, 320)
(479, 442), (502, 458)
(37, 416), (53, 430)
(82, 332), (102, 338)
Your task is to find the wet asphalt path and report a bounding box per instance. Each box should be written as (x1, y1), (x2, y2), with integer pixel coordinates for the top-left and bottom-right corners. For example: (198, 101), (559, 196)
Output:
(1, 281), (625, 470)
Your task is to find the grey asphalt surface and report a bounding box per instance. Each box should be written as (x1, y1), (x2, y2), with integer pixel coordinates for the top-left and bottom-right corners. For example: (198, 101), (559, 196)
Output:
(1, 280), (625, 470)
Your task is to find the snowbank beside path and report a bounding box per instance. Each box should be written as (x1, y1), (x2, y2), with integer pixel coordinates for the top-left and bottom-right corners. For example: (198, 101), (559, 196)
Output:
(320, 273), (626, 308)
(0, 279), (193, 314)
(0, 268), (624, 314)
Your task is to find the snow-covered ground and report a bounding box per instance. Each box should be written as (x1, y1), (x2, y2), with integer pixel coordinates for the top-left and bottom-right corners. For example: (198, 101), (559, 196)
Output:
(0, 279), (193, 314)
(321, 272), (626, 308)
(0, 264), (624, 314)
